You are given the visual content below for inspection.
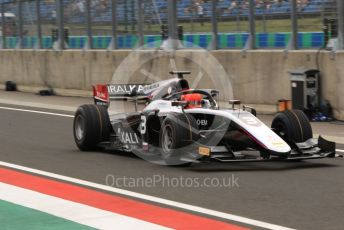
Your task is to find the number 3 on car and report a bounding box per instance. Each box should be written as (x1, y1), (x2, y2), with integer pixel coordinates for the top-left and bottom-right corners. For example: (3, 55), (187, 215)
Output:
(140, 115), (147, 135)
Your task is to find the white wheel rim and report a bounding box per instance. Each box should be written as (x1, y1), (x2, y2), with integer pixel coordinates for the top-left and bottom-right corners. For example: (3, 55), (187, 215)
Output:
(162, 125), (173, 153)
(75, 115), (85, 141)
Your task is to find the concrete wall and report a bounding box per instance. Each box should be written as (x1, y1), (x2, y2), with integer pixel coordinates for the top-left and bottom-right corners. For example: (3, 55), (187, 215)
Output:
(0, 49), (343, 119)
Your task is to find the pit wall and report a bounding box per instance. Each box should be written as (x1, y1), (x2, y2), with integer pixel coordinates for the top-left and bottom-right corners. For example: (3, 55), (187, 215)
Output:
(0, 49), (343, 119)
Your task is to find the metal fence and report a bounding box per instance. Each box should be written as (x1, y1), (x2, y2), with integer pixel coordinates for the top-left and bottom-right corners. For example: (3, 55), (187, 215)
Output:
(0, 0), (340, 50)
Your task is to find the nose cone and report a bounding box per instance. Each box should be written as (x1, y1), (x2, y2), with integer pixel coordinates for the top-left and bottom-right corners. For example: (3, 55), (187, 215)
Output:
(258, 132), (291, 154)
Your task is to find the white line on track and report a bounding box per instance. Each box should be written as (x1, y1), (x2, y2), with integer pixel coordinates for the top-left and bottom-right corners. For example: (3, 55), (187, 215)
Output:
(0, 106), (74, 118)
(0, 161), (295, 230)
(336, 149), (344, 153)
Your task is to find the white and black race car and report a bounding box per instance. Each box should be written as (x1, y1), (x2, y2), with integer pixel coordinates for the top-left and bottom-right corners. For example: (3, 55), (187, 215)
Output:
(73, 71), (337, 165)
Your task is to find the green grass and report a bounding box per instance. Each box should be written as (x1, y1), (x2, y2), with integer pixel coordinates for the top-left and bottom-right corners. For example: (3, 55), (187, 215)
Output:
(33, 16), (324, 37)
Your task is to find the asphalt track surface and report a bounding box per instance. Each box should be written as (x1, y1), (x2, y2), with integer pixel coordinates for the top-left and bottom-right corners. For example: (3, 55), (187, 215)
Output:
(0, 97), (344, 230)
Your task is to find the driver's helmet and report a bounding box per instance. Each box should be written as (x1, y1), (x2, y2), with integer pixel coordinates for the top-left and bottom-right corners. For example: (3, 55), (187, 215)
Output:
(181, 93), (202, 109)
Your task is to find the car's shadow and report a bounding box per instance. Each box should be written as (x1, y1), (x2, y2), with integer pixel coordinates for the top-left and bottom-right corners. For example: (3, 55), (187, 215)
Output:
(185, 160), (340, 172)
(100, 149), (139, 159)
(84, 149), (341, 172)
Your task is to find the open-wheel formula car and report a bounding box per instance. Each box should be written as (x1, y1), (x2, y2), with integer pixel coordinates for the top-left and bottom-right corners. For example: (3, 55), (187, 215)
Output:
(73, 71), (338, 165)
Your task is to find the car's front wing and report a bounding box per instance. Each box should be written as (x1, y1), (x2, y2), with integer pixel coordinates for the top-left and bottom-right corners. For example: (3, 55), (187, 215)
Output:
(181, 136), (341, 163)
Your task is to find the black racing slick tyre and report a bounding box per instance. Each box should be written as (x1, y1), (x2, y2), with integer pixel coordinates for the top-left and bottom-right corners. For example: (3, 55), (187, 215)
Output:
(73, 104), (111, 151)
(159, 113), (199, 165)
(271, 109), (313, 143)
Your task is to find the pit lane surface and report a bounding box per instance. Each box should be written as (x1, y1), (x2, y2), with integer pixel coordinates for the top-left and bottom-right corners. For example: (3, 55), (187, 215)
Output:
(0, 98), (344, 230)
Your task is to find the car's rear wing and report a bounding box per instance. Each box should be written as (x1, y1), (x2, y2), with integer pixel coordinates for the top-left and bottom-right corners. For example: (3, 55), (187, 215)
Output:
(93, 84), (149, 108)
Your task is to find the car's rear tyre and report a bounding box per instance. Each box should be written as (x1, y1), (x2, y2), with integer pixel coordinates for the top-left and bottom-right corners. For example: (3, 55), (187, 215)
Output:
(272, 109), (312, 143)
(73, 104), (111, 151)
(159, 113), (199, 165)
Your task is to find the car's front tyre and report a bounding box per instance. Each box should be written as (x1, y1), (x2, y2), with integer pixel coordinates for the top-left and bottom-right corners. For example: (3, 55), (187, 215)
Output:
(159, 113), (199, 165)
(272, 109), (312, 143)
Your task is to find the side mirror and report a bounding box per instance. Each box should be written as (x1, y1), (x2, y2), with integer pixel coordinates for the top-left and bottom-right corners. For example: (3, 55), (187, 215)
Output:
(229, 100), (241, 109)
(243, 105), (257, 117)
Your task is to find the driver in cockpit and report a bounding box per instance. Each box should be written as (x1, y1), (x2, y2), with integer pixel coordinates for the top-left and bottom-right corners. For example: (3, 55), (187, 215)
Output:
(177, 79), (212, 109)
(180, 93), (211, 109)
